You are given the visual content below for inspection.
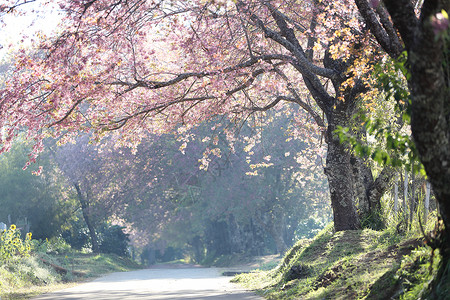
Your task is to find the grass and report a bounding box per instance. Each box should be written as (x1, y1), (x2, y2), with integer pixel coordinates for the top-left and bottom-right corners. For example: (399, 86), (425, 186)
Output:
(0, 252), (141, 300)
(234, 223), (441, 299)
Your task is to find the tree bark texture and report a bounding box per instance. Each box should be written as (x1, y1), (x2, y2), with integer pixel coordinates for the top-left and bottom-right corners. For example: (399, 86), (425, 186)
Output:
(325, 123), (361, 231)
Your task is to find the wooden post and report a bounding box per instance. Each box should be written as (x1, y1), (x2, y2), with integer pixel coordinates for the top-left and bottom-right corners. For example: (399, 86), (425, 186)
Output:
(404, 169), (408, 227)
(410, 169), (415, 228)
(394, 173), (399, 212)
(424, 182), (431, 224)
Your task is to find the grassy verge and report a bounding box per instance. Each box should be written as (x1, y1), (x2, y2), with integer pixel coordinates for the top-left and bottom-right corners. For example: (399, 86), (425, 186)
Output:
(0, 252), (141, 300)
(234, 224), (442, 299)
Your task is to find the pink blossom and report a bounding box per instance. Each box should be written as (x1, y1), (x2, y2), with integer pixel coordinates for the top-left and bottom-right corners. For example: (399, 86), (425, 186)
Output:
(431, 12), (449, 35)
(369, 0), (380, 9)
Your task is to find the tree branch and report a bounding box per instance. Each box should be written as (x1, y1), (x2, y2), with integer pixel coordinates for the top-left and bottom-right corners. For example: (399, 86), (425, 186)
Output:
(109, 54), (295, 92)
(382, 0), (418, 52)
(354, 0), (402, 57)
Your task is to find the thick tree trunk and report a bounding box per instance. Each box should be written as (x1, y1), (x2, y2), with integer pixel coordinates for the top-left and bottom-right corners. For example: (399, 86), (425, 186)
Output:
(74, 183), (100, 253)
(325, 127), (361, 231)
(357, 162), (395, 229)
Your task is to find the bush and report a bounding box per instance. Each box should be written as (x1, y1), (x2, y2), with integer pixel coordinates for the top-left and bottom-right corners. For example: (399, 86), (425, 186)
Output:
(98, 225), (130, 257)
(35, 236), (72, 255)
(61, 219), (90, 250)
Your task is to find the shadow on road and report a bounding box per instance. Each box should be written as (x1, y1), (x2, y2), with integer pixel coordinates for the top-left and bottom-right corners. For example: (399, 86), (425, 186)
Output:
(32, 267), (263, 300)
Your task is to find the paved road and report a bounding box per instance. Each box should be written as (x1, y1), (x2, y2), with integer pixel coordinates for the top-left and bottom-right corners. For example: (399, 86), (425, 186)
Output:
(32, 267), (263, 299)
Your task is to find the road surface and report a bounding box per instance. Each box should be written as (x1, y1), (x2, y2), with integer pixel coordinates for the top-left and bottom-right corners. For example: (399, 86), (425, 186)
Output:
(32, 266), (263, 299)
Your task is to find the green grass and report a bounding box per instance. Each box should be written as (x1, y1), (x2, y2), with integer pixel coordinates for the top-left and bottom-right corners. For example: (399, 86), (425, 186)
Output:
(0, 252), (141, 300)
(234, 224), (440, 299)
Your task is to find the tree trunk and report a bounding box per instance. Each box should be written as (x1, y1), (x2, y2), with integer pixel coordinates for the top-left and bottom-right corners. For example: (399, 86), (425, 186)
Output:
(351, 155), (373, 216)
(74, 183), (100, 253)
(325, 126), (360, 231)
(408, 26), (450, 296)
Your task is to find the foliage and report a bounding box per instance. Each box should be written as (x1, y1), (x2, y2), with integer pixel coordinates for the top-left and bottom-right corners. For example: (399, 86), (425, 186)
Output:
(35, 236), (72, 255)
(0, 255), (60, 296)
(97, 116), (330, 260)
(0, 0), (397, 232)
(359, 208), (385, 231)
(397, 247), (442, 300)
(98, 224), (130, 257)
(294, 217), (328, 240)
(0, 224), (32, 262)
(61, 219), (130, 257)
(335, 54), (424, 174)
(61, 215), (91, 251)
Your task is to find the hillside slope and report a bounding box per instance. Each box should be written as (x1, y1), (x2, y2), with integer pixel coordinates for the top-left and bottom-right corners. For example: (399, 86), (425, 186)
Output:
(235, 225), (442, 299)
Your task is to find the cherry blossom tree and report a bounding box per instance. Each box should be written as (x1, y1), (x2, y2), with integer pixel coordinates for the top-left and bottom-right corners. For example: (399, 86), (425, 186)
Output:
(0, 0), (394, 230)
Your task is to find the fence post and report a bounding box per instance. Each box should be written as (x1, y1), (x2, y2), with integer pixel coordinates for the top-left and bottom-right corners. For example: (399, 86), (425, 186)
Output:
(410, 169), (415, 228)
(424, 182), (431, 225)
(404, 169), (408, 227)
(394, 173), (399, 212)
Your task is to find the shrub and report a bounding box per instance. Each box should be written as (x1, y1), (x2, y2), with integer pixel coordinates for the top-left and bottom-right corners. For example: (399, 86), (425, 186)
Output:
(61, 220), (90, 250)
(98, 225), (130, 257)
(35, 236), (72, 255)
